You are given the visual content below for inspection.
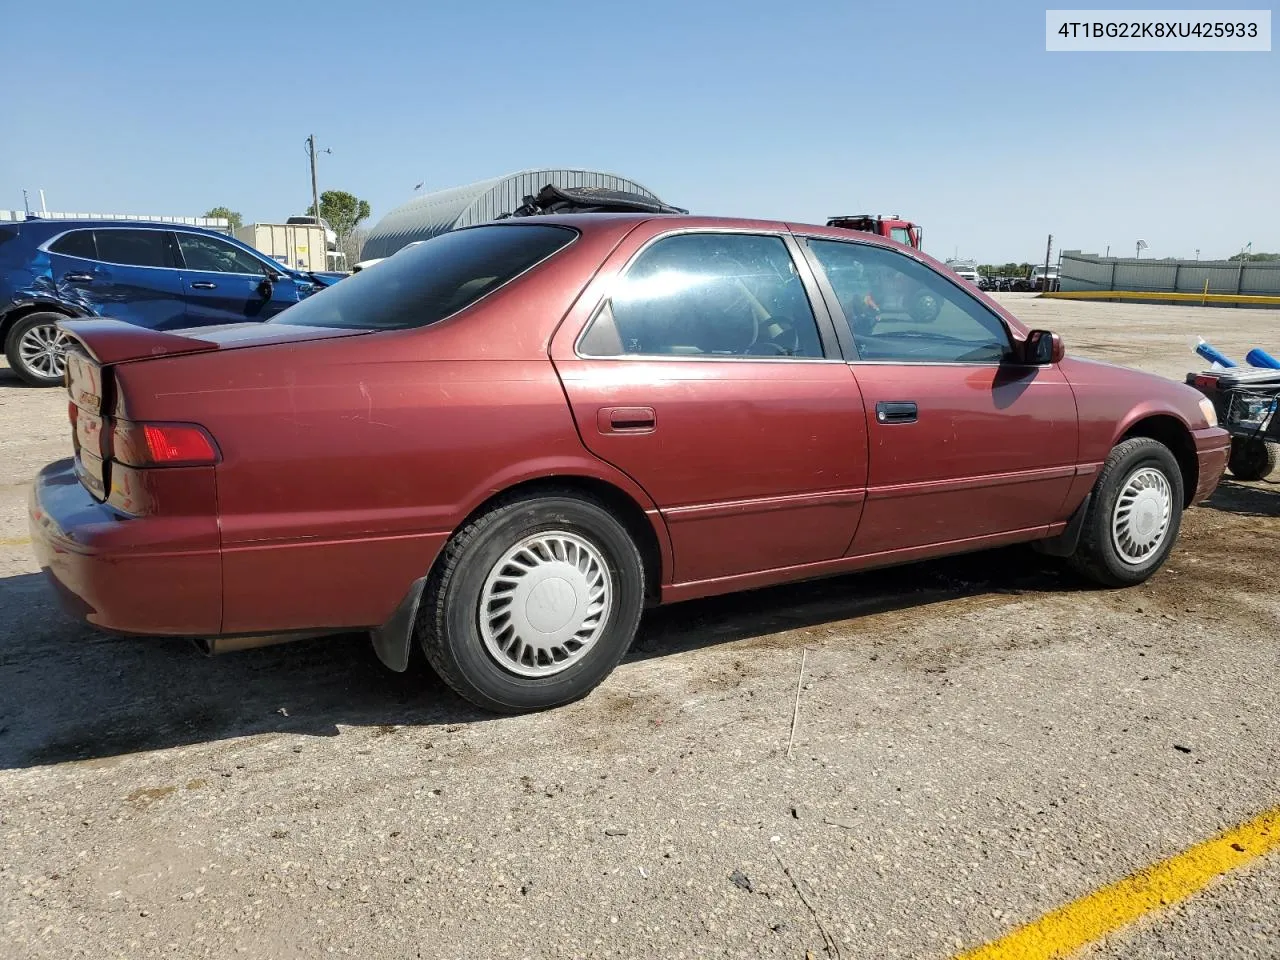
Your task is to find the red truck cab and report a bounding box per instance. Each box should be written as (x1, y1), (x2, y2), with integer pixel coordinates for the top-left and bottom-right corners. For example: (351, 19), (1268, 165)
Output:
(827, 214), (923, 250)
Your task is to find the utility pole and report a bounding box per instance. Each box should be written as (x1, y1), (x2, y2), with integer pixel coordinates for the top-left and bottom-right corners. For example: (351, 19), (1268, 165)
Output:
(22, 189), (31, 217)
(306, 134), (329, 228)
(1042, 233), (1053, 291)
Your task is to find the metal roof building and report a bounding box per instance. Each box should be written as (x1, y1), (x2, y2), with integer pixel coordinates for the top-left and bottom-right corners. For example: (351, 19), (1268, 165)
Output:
(361, 168), (666, 260)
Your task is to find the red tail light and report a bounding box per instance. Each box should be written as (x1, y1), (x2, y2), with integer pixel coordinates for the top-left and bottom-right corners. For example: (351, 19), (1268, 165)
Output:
(144, 424), (217, 464)
(112, 421), (220, 467)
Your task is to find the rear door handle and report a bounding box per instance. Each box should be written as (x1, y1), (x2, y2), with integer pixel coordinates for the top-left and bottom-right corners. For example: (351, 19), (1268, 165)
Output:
(598, 406), (656, 434)
(63, 272), (95, 282)
(876, 401), (918, 424)
(190, 281), (217, 290)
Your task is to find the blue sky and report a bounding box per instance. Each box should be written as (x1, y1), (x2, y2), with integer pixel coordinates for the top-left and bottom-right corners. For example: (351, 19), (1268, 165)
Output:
(3, 1), (1276, 262)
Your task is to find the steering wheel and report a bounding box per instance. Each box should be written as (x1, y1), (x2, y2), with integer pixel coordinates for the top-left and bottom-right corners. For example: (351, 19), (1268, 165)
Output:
(754, 316), (801, 356)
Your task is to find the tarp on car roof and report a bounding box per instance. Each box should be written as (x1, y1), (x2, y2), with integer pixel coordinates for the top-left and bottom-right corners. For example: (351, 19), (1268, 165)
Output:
(360, 168), (671, 260)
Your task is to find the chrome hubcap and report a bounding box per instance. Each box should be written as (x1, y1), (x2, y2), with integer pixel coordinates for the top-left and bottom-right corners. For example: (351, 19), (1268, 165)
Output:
(18, 323), (70, 379)
(1111, 467), (1173, 565)
(478, 531), (612, 677)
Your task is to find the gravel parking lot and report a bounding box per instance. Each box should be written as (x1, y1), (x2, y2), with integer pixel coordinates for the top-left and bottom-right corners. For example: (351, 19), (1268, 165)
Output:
(2, 295), (1277, 959)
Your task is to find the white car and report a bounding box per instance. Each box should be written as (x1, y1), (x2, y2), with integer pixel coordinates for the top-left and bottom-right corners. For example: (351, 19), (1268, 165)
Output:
(948, 263), (981, 286)
(351, 240), (427, 274)
(1029, 264), (1060, 290)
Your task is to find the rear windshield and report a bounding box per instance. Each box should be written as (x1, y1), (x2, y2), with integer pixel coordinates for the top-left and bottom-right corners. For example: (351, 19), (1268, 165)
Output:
(268, 224), (576, 330)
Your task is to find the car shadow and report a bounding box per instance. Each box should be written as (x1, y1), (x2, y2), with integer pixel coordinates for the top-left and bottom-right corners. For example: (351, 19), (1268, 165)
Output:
(0, 547), (1078, 771)
(0, 365), (34, 388)
(1202, 479), (1280, 518)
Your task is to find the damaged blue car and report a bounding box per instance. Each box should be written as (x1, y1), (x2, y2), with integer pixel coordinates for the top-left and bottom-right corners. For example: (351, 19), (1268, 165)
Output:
(0, 218), (340, 385)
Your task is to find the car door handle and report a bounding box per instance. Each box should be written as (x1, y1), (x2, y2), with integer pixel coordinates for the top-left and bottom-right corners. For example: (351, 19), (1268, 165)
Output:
(876, 401), (918, 424)
(190, 281), (217, 290)
(63, 272), (95, 282)
(598, 406), (656, 434)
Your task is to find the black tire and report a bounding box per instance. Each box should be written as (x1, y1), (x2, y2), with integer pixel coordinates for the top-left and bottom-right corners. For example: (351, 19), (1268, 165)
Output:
(417, 493), (645, 713)
(5, 312), (71, 387)
(1227, 437), (1276, 482)
(1067, 437), (1184, 588)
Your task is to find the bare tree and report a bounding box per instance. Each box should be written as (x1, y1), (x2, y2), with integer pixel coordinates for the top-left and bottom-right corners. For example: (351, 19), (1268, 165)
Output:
(338, 228), (368, 269)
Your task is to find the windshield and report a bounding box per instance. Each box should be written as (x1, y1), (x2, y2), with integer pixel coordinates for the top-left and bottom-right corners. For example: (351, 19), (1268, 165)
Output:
(268, 224), (576, 330)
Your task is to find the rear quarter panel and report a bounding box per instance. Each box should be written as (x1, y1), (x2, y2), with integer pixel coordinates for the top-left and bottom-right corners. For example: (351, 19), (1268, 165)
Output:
(111, 222), (667, 633)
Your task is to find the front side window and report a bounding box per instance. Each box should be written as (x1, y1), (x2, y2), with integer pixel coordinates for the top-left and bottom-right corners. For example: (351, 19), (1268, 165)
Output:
(269, 224), (575, 330)
(890, 227), (912, 246)
(807, 239), (1010, 363)
(177, 233), (269, 275)
(578, 232), (825, 359)
(93, 229), (173, 268)
(50, 230), (98, 260)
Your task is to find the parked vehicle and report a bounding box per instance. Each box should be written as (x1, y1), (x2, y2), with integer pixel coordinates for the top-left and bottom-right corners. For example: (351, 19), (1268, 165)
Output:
(30, 213), (1230, 713)
(351, 240), (427, 274)
(0, 218), (341, 386)
(827, 214), (923, 250)
(1029, 264), (1060, 291)
(286, 215), (337, 246)
(1187, 365), (1280, 480)
(947, 261), (981, 286)
(234, 222), (348, 274)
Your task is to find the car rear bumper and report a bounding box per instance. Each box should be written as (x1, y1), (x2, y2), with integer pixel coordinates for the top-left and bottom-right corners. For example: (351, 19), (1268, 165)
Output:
(1192, 426), (1231, 503)
(28, 459), (222, 635)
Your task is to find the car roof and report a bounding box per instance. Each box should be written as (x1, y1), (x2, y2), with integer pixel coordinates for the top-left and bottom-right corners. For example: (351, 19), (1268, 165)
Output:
(487, 212), (915, 252)
(18, 218), (233, 237)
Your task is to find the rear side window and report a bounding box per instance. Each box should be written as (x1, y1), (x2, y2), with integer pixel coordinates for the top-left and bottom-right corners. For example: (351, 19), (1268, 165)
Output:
(578, 232), (825, 359)
(176, 233), (267, 274)
(50, 230), (98, 259)
(269, 224), (576, 330)
(94, 229), (173, 268)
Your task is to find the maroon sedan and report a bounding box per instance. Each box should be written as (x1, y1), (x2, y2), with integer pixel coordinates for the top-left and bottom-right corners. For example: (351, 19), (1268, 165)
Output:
(30, 215), (1230, 712)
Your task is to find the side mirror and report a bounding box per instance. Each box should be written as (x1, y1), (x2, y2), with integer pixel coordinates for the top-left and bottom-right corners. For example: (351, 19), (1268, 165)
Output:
(257, 276), (275, 299)
(1023, 329), (1065, 364)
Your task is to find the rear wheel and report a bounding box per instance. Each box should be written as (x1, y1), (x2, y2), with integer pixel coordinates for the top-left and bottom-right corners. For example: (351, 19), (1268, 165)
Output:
(5, 312), (72, 387)
(1227, 437), (1276, 481)
(417, 493), (645, 713)
(1067, 437), (1184, 587)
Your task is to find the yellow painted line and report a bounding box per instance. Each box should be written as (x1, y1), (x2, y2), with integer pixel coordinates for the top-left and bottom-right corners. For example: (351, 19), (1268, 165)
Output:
(954, 807), (1280, 960)
(1041, 290), (1280, 306)
(0, 536), (31, 547)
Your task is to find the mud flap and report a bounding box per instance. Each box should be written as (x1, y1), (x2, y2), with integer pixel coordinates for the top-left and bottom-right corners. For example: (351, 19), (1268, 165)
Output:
(369, 576), (427, 672)
(1033, 493), (1091, 558)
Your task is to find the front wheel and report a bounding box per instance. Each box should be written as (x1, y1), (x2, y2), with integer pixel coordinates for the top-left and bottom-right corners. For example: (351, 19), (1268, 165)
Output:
(5, 312), (72, 387)
(417, 493), (645, 713)
(1067, 437), (1184, 587)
